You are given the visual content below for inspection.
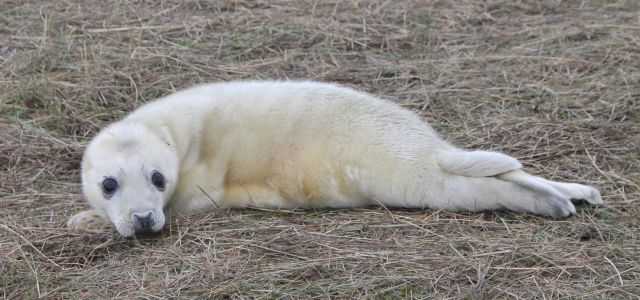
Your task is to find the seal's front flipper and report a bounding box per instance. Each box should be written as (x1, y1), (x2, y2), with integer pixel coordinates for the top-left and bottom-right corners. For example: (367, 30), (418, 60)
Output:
(67, 210), (110, 232)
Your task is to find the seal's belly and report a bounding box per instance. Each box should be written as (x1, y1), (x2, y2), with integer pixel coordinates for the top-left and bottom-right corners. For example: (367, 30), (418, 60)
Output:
(221, 142), (371, 209)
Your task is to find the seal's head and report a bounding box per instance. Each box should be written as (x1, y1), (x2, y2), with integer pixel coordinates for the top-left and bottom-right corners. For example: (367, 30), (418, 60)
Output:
(81, 122), (178, 237)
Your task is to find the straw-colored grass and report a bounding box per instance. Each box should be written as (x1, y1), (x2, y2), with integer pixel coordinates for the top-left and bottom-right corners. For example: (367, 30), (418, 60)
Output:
(1, 0), (638, 298)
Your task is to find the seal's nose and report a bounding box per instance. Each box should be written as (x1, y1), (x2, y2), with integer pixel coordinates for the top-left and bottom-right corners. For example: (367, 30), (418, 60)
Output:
(132, 211), (155, 232)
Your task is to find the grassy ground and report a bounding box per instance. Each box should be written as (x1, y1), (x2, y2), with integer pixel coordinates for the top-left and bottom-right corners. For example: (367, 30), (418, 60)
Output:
(1, 0), (638, 298)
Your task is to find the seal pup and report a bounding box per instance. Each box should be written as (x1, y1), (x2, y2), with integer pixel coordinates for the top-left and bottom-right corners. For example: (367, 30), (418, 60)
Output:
(67, 81), (602, 237)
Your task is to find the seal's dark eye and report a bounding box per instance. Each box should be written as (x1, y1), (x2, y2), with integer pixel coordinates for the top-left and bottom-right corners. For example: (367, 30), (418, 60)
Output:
(102, 178), (118, 196)
(151, 171), (165, 190)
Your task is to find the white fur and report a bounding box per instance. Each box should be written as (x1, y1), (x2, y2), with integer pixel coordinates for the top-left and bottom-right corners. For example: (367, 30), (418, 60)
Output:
(437, 150), (522, 177)
(67, 81), (603, 237)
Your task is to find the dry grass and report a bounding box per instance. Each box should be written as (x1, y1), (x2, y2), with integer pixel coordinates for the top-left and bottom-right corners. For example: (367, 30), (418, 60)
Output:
(1, 0), (639, 298)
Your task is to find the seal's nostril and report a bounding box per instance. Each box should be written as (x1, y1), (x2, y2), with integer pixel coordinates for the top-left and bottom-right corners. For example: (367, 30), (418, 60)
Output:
(132, 211), (155, 232)
(134, 211), (153, 222)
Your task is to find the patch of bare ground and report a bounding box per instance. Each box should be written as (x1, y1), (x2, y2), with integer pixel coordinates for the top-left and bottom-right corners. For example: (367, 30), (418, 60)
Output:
(1, 0), (638, 298)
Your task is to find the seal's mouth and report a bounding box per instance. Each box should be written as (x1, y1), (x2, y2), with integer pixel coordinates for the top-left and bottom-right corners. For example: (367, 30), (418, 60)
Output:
(115, 224), (164, 237)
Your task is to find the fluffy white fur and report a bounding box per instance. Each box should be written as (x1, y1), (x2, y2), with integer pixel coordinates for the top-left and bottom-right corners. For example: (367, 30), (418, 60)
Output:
(67, 81), (603, 237)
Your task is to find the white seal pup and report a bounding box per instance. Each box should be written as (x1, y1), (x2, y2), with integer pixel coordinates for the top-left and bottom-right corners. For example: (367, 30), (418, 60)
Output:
(67, 81), (602, 237)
